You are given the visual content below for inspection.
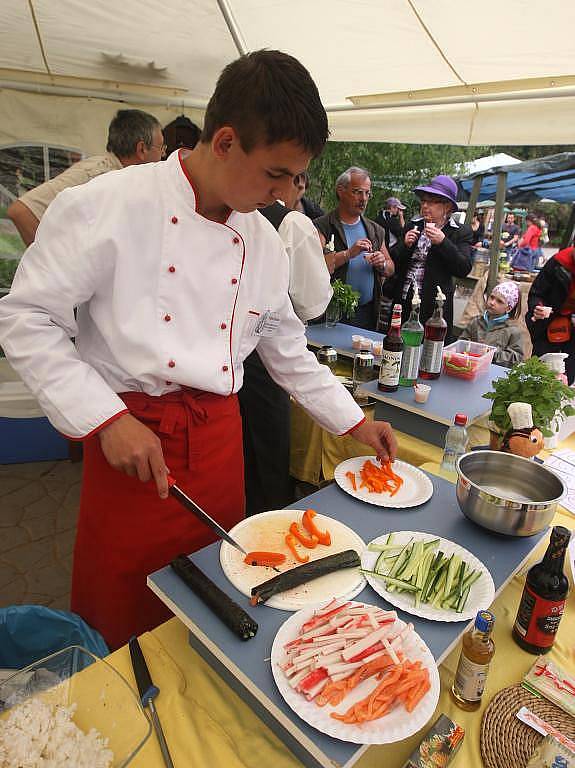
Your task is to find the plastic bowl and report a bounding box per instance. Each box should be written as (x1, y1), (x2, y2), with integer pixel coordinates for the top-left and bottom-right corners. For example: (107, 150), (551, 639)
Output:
(0, 645), (150, 767)
(442, 340), (496, 380)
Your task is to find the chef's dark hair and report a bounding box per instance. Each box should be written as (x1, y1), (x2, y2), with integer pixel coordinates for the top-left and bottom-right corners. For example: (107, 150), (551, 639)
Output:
(201, 50), (329, 156)
(106, 109), (162, 158)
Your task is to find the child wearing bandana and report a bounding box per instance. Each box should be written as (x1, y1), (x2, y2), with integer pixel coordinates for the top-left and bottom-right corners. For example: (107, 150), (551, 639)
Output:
(459, 281), (525, 367)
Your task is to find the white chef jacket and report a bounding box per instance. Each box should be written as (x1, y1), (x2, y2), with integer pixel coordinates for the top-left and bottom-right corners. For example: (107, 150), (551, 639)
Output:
(0, 150), (364, 439)
(278, 209), (332, 323)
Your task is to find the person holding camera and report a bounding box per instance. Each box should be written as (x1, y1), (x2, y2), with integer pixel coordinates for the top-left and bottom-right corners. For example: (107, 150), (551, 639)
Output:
(375, 196), (406, 250)
(390, 175), (473, 338)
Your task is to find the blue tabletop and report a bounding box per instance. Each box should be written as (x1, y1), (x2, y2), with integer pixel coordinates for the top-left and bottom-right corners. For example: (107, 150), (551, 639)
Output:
(306, 323), (383, 360)
(359, 366), (503, 427)
(148, 473), (545, 768)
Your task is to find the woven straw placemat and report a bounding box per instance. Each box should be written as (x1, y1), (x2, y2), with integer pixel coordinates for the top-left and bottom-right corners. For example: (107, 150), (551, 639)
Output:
(480, 683), (575, 768)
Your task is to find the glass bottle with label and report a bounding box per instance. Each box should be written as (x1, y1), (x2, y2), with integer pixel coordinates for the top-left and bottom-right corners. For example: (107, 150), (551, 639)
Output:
(512, 526), (571, 654)
(419, 286), (447, 380)
(399, 286), (424, 387)
(451, 610), (495, 711)
(378, 303), (404, 392)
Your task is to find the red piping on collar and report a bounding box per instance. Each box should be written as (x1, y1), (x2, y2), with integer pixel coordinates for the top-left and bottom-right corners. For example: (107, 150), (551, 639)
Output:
(177, 149), (233, 224)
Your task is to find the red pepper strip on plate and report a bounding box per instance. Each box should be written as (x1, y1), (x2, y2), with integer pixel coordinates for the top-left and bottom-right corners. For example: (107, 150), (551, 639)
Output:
(243, 551), (287, 568)
(302, 509), (331, 546)
(289, 522), (319, 549)
(345, 471), (357, 491)
(285, 533), (309, 563)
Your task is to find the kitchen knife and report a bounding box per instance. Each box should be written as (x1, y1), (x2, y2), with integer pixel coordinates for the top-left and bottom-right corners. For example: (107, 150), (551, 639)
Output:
(167, 475), (247, 556)
(129, 636), (175, 768)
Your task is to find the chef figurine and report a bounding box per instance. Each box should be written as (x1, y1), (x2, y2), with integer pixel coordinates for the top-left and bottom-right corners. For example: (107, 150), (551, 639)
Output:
(502, 402), (544, 459)
(540, 352), (569, 386)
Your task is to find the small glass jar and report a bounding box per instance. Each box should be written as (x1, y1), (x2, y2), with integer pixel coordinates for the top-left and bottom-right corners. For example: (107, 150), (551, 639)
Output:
(353, 350), (375, 404)
(317, 345), (338, 373)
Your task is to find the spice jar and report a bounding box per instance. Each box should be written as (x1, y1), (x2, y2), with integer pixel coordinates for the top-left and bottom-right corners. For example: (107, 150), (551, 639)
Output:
(317, 345), (338, 373)
(353, 350), (375, 404)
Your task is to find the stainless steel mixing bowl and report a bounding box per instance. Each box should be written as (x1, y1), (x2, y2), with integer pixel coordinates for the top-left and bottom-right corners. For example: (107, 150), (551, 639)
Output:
(456, 450), (564, 536)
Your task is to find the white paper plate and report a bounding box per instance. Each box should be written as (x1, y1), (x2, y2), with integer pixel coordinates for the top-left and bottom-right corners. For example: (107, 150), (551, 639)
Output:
(362, 531), (495, 622)
(334, 456), (434, 508)
(220, 510), (366, 611)
(271, 600), (440, 744)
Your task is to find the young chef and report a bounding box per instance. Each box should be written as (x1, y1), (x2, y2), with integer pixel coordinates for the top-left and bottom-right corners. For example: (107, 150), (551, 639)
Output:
(0, 50), (397, 649)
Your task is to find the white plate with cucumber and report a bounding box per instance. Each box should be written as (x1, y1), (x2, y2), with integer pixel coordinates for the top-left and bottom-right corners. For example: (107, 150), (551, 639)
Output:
(361, 531), (495, 622)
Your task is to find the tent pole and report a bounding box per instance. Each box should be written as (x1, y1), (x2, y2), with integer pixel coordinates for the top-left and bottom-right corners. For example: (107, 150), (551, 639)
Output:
(560, 203), (575, 249)
(216, 0), (249, 55)
(487, 172), (507, 294)
(464, 176), (482, 226)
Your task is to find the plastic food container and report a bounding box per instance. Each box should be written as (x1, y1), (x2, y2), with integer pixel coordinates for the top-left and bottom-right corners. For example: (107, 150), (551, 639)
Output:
(442, 340), (496, 381)
(0, 645), (151, 767)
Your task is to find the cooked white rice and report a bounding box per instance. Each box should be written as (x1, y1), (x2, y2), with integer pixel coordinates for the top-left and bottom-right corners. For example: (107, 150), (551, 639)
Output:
(0, 697), (113, 767)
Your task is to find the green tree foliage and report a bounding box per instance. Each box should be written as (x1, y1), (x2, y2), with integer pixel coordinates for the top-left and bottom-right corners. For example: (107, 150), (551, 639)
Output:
(490, 144), (575, 161)
(307, 142), (488, 217)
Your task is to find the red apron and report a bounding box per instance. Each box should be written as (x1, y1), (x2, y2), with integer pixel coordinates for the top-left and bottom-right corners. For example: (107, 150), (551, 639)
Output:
(71, 389), (244, 650)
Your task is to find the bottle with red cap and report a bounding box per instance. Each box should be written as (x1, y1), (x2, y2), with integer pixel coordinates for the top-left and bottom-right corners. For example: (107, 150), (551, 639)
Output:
(441, 413), (468, 472)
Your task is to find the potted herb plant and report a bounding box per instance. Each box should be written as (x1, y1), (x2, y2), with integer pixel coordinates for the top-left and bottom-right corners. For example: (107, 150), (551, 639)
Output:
(325, 279), (360, 327)
(483, 356), (575, 448)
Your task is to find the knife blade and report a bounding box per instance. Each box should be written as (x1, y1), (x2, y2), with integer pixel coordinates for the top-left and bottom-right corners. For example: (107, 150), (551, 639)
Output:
(129, 636), (175, 768)
(167, 476), (247, 556)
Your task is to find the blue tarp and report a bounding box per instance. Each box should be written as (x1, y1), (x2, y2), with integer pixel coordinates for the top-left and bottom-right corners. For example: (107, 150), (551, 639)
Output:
(0, 605), (108, 668)
(459, 152), (575, 204)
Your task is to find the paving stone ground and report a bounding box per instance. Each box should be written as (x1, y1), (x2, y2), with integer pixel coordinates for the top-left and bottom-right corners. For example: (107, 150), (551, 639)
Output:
(0, 460), (82, 611)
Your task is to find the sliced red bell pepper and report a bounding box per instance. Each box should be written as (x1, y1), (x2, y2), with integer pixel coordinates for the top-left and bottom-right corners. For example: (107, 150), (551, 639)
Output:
(243, 551), (287, 567)
(302, 509), (331, 546)
(285, 532), (309, 563)
(289, 522), (319, 549)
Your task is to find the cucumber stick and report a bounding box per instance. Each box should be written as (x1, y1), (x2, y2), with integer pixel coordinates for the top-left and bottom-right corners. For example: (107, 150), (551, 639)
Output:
(368, 536), (483, 614)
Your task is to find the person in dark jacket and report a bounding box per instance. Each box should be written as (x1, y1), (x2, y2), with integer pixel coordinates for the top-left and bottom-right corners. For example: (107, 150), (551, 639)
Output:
(375, 196), (406, 250)
(390, 175), (473, 339)
(527, 246), (575, 383)
(314, 167), (394, 330)
(292, 171), (325, 220)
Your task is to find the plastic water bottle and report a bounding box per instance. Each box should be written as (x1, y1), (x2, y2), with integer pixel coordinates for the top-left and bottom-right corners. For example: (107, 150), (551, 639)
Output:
(441, 413), (468, 472)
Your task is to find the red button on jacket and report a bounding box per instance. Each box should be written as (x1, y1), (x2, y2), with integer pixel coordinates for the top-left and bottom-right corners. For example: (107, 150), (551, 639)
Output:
(164, 314), (172, 322)
(168, 360), (176, 368)
(168, 265), (176, 273)
(171, 216), (178, 224)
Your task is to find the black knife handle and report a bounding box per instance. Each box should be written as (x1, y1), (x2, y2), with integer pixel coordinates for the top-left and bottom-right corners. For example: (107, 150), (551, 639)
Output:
(129, 636), (158, 706)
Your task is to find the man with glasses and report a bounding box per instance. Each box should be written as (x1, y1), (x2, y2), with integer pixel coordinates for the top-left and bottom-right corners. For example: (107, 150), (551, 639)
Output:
(7, 109), (164, 245)
(314, 166), (394, 329)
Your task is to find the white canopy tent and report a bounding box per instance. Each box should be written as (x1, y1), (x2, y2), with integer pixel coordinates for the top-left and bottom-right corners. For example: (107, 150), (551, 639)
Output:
(1, 0), (575, 153)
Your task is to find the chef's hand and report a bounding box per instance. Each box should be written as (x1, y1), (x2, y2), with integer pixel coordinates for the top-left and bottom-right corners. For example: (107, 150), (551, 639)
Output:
(348, 238), (373, 259)
(99, 413), (169, 498)
(404, 229), (419, 247)
(349, 421), (398, 463)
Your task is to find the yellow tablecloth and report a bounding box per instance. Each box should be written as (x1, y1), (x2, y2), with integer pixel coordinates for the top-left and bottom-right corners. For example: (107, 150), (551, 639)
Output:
(290, 399), (443, 485)
(109, 441), (575, 768)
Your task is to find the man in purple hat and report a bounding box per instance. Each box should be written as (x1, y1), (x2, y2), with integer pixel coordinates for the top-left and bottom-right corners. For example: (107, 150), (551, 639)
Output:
(390, 174), (473, 338)
(376, 196), (406, 250)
